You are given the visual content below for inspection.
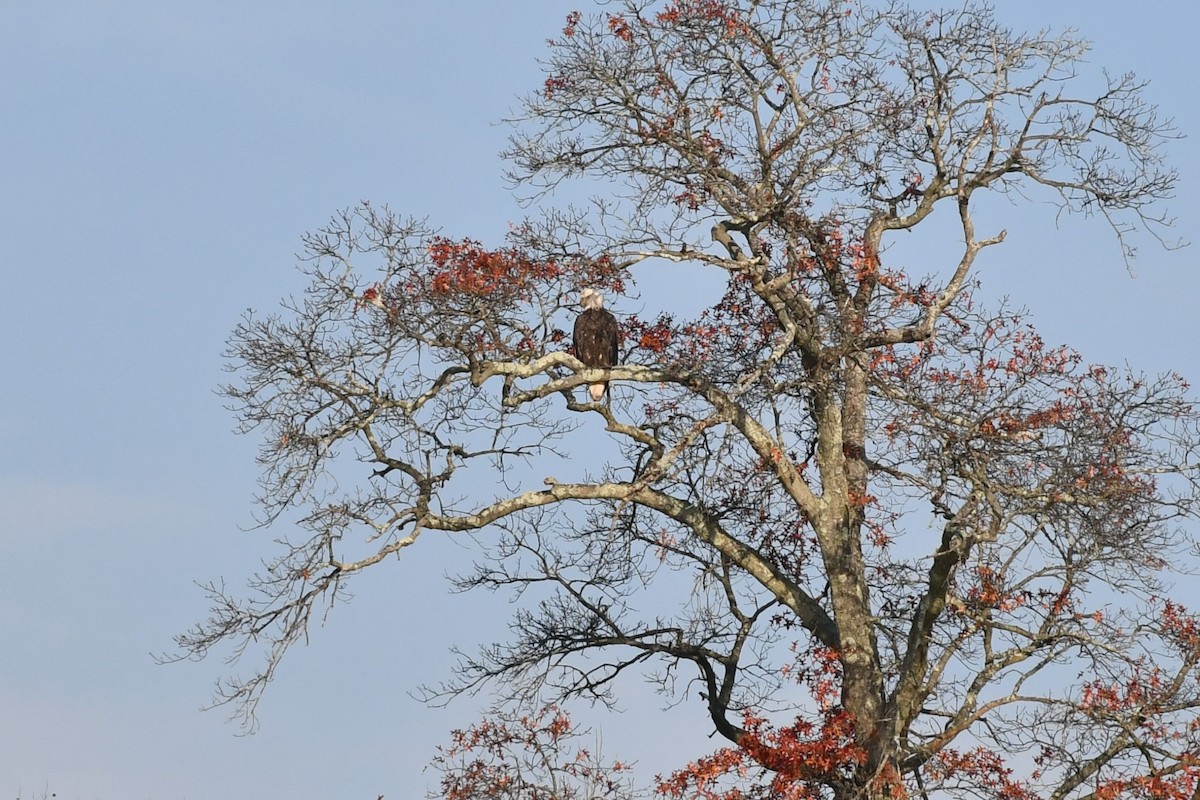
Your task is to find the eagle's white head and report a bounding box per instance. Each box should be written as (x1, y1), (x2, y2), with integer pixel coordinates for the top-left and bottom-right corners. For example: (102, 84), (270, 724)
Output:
(580, 288), (604, 310)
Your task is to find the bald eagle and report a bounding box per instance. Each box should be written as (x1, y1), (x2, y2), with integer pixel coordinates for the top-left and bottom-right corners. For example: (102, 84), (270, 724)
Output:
(573, 288), (619, 401)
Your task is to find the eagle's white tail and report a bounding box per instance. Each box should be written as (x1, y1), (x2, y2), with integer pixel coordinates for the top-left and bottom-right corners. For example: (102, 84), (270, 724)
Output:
(589, 383), (606, 401)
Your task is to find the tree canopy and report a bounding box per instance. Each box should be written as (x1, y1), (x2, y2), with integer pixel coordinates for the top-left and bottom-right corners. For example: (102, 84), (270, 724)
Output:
(179, 1), (1200, 798)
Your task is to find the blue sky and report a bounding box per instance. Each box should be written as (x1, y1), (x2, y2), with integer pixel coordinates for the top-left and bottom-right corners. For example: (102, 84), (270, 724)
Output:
(1, 2), (1198, 798)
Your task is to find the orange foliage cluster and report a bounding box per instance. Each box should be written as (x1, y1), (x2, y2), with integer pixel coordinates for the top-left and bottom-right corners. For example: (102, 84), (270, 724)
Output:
(1161, 600), (1200, 659)
(681, 277), (782, 360)
(963, 566), (1027, 614)
(561, 10), (581, 37)
(786, 248), (818, 274)
(872, 311), (1088, 391)
(1081, 677), (1148, 715)
(657, 709), (865, 800)
(607, 14), (635, 42)
(869, 344), (933, 383)
(1018, 402), (1074, 430)
(740, 710), (864, 792)
(928, 747), (1038, 800)
(640, 113), (679, 141)
(999, 332), (1077, 377)
(1094, 771), (1200, 800)
(436, 706), (632, 800)
(626, 279), (780, 368)
(628, 315), (676, 355)
(799, 645), (843, 712)
(1059, 432), (1154, 507)
(846, 489), (877, 509)
(656, 745), (749, 800)
(428, 237), (564, 299)
(1077, 660), (1185, 742)
(544, 74), (570, 98)
(885, 352), (1081, 401)
(660, 646), (864, 799)
(352, 282), (386, 314)
(655, 0), (748, 38)
(641, 329), (674, 353)
(679, 323), (725, 357)
(808, 226), (844, 269)
(847, 241), (879, 282)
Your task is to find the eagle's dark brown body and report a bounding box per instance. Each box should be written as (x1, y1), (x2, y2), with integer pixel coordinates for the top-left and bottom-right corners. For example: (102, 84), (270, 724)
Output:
(573, 295), (619, 401)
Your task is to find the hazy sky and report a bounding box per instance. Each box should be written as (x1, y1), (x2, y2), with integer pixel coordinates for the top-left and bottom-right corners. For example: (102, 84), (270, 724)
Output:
(2, 2), (1198, 799)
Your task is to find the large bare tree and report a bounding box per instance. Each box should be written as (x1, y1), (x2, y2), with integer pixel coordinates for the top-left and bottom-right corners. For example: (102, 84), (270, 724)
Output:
(179, 1), (1200, 797)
